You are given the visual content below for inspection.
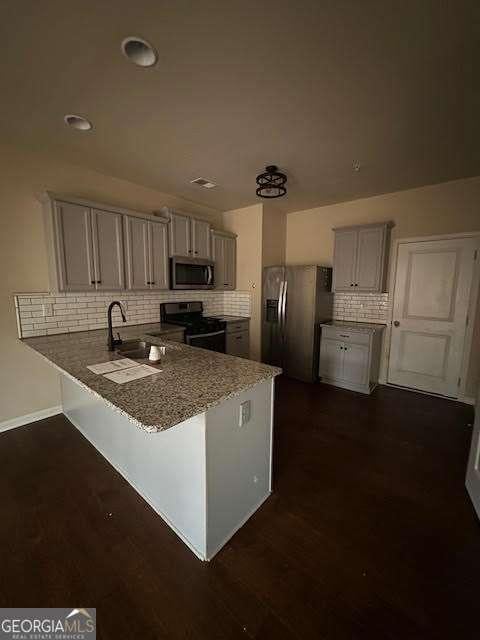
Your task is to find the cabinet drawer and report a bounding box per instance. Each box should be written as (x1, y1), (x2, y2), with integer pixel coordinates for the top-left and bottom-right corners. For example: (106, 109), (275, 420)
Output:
(322, 326), (370, 346)
(226, 321), (249, 334)
(226, 331), (249, 358)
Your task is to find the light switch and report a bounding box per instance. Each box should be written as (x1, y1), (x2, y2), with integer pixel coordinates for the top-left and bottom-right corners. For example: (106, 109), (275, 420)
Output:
(239, 400), (251, 427)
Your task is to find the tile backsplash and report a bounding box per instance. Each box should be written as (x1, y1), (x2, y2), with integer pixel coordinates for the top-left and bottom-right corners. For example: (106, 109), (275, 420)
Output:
(332, 292), (390, 324)
(15, 290), (251, 338)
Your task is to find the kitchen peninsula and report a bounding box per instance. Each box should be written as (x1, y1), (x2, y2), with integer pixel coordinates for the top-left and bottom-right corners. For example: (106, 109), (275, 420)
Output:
(22, 324), (280, 560)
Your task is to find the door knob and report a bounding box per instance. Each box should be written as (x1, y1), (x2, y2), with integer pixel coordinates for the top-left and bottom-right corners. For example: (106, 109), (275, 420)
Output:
(393, 320), (400, 327)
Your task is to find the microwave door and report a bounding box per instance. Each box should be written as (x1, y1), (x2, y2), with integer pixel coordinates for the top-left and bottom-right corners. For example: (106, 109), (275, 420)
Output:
(173, 259), (214, 289)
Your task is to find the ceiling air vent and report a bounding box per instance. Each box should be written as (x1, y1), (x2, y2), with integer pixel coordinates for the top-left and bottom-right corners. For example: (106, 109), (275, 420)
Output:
(190, 177), (217, 189)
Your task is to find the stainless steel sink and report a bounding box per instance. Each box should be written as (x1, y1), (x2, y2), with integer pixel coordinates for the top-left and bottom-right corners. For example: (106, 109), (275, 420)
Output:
(115, 340), (152, 360)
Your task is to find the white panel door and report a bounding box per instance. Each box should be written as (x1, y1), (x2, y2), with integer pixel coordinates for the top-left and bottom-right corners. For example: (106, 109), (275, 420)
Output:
(388, 237), (477, 397)
(466, 385), (480, 521)
(319, 338), (344, 380)
(333, 229), (358, 291)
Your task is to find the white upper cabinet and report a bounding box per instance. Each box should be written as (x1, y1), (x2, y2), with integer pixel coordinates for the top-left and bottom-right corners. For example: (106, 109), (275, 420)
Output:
(48, 200), (124, 292)
(148, 219), (169, 289)
(191, 218), (211, 259)
(51, 201), (95, 291)
(91, 208), (125, 291)
(168, 212), (191, 257)
(162, 208), (211, 259)
(44, 194), (170, 293)
(124, 215), (169, 290)
(211, 230), (236, 290)
(332, 223), (390, 292)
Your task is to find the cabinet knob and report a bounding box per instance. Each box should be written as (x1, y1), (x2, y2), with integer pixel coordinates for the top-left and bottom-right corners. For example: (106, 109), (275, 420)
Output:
(91, 280), (95, 285)
(195, 251), (198, 255)
(96, 280), (101, 284)
(354, 283), (358, 287)
(350, 283), (354, 287)
(151, 281), (155, 285)
(393, 320), (400, 327)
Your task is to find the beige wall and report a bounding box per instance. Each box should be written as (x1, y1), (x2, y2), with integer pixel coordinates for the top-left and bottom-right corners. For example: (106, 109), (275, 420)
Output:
(262, 206), (286, 267)
(286, 176), (480, 266)
(0, 143), (221, 424)
(286, 175), (480, 396)
(222, 204), (264, 361)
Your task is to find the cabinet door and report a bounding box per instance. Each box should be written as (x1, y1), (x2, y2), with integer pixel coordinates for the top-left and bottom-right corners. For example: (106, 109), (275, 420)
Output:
(319, 338), (344, 379)
(355, 226), (385, 291)
(169, 213), (191, 257)
(91, 209), (125, 290)
(342, 343), (369, 385)
(53, 201), (95, 291)
(191, 218), (211, 259)
(226, 331), (250, 358)
(223, 236), (236, 290)
(149, 221), (169, 290)
(333, 229), (358, 291)
(124, 216), (150, 290)
(212, 234), (225, 290)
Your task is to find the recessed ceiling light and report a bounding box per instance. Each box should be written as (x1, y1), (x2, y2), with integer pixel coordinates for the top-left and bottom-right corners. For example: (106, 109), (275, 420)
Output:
(191, 177), (217, 189)
(121, 36), (158, 67)
(64, 114), (93, 131)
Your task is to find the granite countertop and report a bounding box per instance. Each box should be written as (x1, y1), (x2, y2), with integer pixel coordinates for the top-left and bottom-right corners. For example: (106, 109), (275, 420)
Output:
(321, 320), (386, 332)
(210, 315), (250, 323)
(21, 322), (280, 433)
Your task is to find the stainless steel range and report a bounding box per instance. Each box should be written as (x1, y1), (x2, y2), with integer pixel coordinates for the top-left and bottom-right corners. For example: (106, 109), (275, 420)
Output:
(160, 301), (226, 352)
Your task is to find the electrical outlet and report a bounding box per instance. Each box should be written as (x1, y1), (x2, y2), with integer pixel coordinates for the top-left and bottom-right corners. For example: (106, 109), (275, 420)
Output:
(239, 400), (251, 427)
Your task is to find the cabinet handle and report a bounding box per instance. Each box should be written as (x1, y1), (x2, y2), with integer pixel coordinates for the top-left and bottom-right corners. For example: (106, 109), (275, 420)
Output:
(151, 281), (155, 285)
(339, 334), (349, 338)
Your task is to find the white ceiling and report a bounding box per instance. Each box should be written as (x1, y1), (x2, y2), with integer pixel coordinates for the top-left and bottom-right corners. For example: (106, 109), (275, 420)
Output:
(1, 0), (478, 213)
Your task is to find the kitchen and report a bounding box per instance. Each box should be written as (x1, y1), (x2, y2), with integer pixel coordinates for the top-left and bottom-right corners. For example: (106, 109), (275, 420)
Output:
(1, 2), (480, 638)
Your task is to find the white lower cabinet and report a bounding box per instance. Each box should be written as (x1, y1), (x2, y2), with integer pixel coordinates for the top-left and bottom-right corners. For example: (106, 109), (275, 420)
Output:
(225, 319), (250, 358)
(319, 324), (384, 394)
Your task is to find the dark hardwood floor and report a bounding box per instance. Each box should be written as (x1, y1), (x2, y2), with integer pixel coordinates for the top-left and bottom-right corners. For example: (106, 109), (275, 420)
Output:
(1, 378), (478, 639)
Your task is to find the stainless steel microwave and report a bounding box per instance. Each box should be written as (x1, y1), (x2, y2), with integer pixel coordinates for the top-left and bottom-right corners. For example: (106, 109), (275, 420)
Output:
(170, 256), (215, 289)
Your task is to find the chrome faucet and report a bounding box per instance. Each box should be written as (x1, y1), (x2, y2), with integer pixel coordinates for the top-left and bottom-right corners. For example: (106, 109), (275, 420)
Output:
(107, 301), (127, 351)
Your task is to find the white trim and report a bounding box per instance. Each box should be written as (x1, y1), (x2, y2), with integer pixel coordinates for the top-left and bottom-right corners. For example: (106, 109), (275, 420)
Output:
(0, 405), (62, 433)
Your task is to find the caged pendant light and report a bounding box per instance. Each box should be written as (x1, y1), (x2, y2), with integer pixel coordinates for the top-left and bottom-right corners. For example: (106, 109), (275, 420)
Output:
(255, 165), (287, 198)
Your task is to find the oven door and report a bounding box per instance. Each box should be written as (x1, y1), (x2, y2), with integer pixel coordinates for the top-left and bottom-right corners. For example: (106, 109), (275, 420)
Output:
(171, 257), (214, 289)
(186, 330), (226, 353)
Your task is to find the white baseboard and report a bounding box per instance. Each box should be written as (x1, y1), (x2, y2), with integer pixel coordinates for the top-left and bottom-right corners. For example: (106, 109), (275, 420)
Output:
(0, 405), (63, 433)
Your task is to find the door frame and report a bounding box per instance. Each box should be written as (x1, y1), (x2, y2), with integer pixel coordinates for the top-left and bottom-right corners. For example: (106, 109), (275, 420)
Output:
(383, 231), (480, 403)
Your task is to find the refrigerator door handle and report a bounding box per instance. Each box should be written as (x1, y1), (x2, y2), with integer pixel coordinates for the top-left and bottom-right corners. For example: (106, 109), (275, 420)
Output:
(277, 281), (285, 327)
(281, 279), (288, 332)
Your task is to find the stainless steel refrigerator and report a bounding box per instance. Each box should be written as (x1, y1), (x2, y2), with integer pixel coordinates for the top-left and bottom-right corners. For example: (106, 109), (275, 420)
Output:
(262, 265), (333, 382)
